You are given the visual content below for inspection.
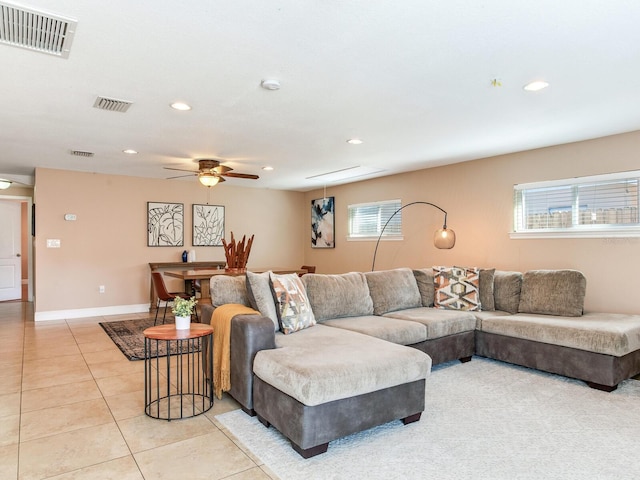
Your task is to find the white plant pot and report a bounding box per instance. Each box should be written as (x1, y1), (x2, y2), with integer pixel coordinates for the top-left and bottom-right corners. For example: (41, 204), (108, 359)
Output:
(175, 315), (191, 330)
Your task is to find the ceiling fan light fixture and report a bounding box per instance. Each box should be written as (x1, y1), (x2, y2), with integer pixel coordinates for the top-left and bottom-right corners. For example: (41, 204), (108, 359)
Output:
(0, 179), (11, 189)
(198, 173), (220, 187)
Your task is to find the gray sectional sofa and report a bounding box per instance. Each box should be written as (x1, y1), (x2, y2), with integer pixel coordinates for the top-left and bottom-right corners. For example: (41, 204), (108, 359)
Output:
(201, 267), (640, 458)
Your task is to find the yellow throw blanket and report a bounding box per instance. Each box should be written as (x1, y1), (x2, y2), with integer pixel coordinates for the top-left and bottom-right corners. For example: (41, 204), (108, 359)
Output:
(211, 304), (259, 399)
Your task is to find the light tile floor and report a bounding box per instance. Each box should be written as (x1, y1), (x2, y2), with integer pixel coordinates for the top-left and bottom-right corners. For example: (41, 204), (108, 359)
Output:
(0, 302), (279, 480)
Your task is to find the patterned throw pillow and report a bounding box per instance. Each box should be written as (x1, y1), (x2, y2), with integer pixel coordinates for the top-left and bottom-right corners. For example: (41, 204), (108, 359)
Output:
(433, 266), (481, 311)
(269, 273), (316, 334)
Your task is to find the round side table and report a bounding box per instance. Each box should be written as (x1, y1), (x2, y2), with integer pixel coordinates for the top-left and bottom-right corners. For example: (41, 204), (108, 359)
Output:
(143, 323), (214, 420)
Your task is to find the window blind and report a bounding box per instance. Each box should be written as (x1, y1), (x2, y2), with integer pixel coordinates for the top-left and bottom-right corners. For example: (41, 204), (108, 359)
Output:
(348, 199), (402, 239)
(514, 172), (640, 234)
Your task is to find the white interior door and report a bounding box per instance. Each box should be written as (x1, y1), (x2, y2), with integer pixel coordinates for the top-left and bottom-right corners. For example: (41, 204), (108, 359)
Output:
(0, 201), (22, 301)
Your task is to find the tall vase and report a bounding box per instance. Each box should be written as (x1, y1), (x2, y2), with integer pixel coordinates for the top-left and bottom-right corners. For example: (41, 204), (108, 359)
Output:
(175, 315), (191, 330)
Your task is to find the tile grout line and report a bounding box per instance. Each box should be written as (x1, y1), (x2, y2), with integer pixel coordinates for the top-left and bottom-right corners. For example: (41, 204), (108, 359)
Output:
(68, 315), (150, 479)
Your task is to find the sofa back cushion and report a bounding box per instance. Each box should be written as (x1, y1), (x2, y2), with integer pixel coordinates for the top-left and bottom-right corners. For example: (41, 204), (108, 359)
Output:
(518, 269), (586, 317)
(413, 267), (495, 311)
(412, 268), (435, 307)
(365, 268), (422, 315)
(493, 271), (523, 314)
(209, 275), (250, 308)
(479, 268), (496, 311)
(245, 271), (279, 331)
(302, 272), (374, 322)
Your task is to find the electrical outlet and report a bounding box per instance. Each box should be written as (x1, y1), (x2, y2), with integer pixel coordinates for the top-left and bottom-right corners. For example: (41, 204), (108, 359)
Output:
(99, 285), (105, 294)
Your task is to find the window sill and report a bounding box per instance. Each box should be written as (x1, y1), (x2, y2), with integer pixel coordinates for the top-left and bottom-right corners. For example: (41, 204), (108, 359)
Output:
(346, 236), (404, 242)
(510, 227), (640, 239)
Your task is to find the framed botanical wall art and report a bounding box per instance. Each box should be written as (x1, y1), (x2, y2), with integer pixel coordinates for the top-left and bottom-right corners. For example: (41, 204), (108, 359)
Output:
(147, 202), (184, 246)
(311, 196), (335, 248)
(192, 204), (225, 246)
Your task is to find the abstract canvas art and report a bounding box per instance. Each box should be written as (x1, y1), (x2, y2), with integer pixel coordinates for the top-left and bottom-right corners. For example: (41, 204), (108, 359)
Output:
(311, 196), (335, 248)
(192, 204), (224, 246)
(147, 202), (184, 246)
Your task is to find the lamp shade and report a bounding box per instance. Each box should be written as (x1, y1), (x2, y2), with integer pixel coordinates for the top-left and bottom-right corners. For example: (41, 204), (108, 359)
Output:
(434, 227), (456, 249)
(198, 174), (220, 187)
(0, 179), (11, 190)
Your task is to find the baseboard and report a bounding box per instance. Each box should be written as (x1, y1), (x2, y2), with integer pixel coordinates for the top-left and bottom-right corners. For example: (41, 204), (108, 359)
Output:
(34, 303), (150, 322)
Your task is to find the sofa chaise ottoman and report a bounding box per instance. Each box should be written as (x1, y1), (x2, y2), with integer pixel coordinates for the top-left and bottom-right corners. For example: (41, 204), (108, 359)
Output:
(252, 324), (431, 457)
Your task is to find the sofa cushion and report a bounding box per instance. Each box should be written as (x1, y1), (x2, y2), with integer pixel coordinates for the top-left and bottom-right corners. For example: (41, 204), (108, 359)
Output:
(255, 324), (431, 406)
(245, 271), (279, 331)
(209, 275), (250, 308)
(479, 268), (496, 311)
(384, 307), (476, 339)
(322, 315), (427, 345)
(270, 273), (316, 334)
(302, 272), (373, 322)
(413, 269), (435, 307)
(433, 266), (480, 311)
(493, 271), (523, 314)
(480, 312), (640, 357)
(365, 268), (422, 315)
(518, 269), (586, 317)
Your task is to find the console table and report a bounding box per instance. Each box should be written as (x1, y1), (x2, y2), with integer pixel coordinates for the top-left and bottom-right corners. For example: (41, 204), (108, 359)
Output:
(143, 324), (214, 420)
(149, 261), (225, 312)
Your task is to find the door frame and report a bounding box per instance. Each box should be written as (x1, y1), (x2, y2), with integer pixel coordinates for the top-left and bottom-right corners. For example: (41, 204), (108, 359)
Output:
(0, 194), (33, 301)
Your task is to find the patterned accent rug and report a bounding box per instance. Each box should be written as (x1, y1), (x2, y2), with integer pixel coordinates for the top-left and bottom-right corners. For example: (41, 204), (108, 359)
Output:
(99, 318), (199, 361)
(216, 357), (640, 480)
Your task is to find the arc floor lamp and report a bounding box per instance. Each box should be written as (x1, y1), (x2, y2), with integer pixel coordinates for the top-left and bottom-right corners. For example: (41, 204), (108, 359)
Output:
(371, 201), (456, 271)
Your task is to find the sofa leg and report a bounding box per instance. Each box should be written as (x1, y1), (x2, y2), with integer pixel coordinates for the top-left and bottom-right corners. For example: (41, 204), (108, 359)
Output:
(257, 415), (271, 428)
(586, 381), (617, 392)
(402, 412), (422, 425)
(241, 406), (256, 417)
(459, 356), (472, 363)
(291, 441), (329, 458)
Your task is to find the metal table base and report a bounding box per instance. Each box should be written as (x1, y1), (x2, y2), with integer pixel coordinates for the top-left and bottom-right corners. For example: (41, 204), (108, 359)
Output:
(143, 324), (214, 420)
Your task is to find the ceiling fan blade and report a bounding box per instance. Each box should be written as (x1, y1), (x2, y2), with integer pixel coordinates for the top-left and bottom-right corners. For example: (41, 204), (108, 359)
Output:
(166, 173), (197, 179)
(213, 165), (233, 174)
(164, 167), (197, 173)
(222, 172), (259, 180)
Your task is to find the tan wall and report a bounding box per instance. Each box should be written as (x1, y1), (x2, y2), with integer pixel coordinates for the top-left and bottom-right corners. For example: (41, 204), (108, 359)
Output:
(34, 168), (305, 314)
(304, 130), (640, 314)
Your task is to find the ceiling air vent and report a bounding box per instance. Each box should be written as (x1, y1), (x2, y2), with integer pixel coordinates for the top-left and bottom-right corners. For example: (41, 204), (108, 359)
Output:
(70, 150), (94, 158)
(93, 96), (133, 113)
(0, 2), (77, 58)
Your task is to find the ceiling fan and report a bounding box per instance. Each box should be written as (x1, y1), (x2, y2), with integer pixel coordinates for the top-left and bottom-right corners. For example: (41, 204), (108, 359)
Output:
(164, 159), (259, 187)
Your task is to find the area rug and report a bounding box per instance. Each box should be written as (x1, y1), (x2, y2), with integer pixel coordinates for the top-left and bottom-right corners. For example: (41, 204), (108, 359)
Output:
(216, 357), (640, 480)
(100, 318), (200, 361)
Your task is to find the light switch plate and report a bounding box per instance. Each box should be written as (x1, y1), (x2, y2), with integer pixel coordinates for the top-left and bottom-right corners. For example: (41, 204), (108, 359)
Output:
(46, 239), (61, 248)
(64, 214), (77, 221)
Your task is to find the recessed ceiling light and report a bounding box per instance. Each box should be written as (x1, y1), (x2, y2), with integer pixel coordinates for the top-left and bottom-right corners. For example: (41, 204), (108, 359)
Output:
(523, 80), (549, 92)
(347, 138), (363, 145)
(170, 102), (191, 111)
(262, 166), (274, 171)
(123, 149), (138, 154)
(260, 79), (280, 90)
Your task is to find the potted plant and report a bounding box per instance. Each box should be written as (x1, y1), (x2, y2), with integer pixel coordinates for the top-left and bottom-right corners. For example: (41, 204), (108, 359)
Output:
(172, 296), (197, 330)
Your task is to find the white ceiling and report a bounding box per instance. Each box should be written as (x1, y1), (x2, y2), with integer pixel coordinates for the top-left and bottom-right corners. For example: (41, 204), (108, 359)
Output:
(2, 0), (640, 191)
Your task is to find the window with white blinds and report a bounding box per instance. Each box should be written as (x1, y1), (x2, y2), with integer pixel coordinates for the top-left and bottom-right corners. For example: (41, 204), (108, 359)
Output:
(348, 199), (402, 240)
(512, 171), (640, 238)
